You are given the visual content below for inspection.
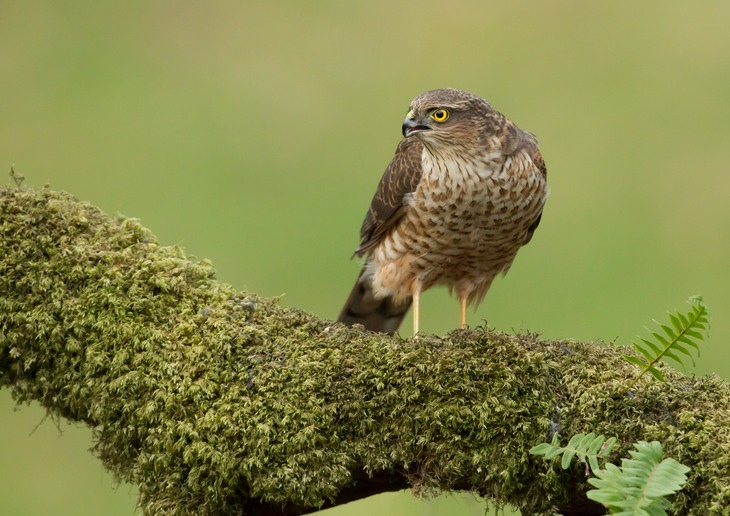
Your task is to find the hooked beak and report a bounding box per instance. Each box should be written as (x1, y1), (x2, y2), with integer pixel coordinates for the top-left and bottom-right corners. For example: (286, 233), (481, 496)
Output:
(402, 111), (431, 138)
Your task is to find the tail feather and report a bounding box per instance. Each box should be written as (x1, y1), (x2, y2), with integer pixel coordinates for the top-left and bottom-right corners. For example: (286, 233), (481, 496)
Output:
(337, 274), (410, 334)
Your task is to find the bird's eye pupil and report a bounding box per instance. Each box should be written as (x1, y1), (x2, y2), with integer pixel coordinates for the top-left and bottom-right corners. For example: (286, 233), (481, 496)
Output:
(431, 109), (449, 122)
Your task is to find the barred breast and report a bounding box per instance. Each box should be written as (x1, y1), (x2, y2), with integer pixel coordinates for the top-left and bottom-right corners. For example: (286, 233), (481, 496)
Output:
(368, 144), (548, 306)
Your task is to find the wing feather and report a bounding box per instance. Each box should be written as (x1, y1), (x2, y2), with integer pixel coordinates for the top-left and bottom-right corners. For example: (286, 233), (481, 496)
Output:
(354, 137), (424, 257)
(511, 129), (547, 245)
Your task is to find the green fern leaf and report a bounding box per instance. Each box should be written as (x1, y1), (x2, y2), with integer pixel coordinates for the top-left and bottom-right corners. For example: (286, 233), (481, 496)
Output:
(677, 335), (700, 351)
(529, 432), (562, 458)
(623, 356), (645, 367)
(650, 331), (670, 347)
(637, 338), (660, 361)
(624, 296), (709, 391)
(668, 313), (681, 331)
(645, 366), (665, 382)
(676, 311), (689, 327)
(587, 441), (690, 515)
(669, 342), (694, 361)
(530, 432), (617, 474)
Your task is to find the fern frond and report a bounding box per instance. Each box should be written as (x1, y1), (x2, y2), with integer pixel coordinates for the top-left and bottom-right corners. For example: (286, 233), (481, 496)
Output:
(586, 441), (690, 515)
(530, 432), (617, 474)
(624, 295), (709, 391)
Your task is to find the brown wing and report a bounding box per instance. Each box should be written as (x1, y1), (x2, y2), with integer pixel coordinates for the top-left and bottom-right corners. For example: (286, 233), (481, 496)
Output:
(497, 121), (547, 246)
(354, 137), (424, 257)
(507, 127), (547, 245)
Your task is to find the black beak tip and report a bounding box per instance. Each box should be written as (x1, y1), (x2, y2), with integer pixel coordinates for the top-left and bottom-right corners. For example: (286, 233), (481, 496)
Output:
(402, 118), (429, 138)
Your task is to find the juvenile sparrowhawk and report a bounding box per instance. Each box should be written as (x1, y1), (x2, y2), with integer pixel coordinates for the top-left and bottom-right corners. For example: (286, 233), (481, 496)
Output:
(338, 88), (548, 335)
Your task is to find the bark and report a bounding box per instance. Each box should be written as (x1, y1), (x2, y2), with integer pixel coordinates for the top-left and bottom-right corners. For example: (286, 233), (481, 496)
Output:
(1, 186), (728, 515)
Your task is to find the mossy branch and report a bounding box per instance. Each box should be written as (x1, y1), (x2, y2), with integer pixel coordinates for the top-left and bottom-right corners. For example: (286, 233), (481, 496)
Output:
(1, 186), (729, 515)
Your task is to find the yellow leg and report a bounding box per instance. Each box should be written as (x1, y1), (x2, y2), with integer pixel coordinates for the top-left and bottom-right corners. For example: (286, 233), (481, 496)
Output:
(412, 288), (420, 337)
(459, 293), (468, 329)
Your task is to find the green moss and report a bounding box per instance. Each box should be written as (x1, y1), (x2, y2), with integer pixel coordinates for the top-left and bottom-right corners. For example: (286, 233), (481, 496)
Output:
(1, 186), (728, 514)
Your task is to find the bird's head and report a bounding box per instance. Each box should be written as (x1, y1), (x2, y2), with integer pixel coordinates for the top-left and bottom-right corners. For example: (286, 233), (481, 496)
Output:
(401, 88), (496, 150)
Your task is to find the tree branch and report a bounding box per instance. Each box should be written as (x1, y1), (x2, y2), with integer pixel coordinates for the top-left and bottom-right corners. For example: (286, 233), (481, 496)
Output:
(1, 186), (728, 515)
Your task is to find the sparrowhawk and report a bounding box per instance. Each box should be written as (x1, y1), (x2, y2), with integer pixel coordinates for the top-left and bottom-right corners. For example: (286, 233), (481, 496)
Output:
(338, 88), (548, 335)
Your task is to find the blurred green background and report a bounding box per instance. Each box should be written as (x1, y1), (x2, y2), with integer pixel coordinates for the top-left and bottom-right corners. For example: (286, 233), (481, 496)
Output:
(2, 1), (729, 514)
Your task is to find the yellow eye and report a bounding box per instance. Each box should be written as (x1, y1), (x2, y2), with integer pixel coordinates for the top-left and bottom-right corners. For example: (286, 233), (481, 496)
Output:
(430, 109), (449, 122)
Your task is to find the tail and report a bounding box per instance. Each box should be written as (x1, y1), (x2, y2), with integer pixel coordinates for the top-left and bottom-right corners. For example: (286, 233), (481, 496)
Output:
(337, 272), (411, 334)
